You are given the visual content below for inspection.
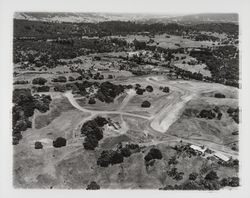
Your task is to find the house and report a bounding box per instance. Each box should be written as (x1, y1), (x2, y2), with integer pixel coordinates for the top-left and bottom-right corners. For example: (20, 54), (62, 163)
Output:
(213, 152), (230, 162)
(190, 145), (206, 154)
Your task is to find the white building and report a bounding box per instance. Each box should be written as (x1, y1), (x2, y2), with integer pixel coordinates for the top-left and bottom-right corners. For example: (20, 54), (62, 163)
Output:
(213, 152), (230, 162)
(190, 145), (206, 154)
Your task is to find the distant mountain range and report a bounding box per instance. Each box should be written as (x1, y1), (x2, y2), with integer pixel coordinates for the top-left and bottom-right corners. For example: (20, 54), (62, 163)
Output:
(14, 12), (238, 24)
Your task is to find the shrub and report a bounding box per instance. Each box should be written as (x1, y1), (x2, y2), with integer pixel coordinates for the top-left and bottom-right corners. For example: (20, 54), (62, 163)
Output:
(86, 181), (100, 190)
(34, 141), (43, 149)
(53, 137), (67, 148)
(108, 74), (113, 79)
(88, 98), (96, 104)
(199, 109), (216, 119)
(214, 93), (226, 98)
(52, 76), (67, 83)
(168, 156), (178, 165)
(76, 76), (83, 81)
(54, 84), (67, 92)
(68, 76), (75, 81)
(162, 87), (170, 93)
(205, 170), (219, 181)
(220, 177), (240, 187)
(141, 100), (151, 108)
(36, 86), (50, 92)
(189, 172), (198, 181)
(32, 77), (47, 85)
(232, 131), (239, 135)
(14, 80), (29, 85)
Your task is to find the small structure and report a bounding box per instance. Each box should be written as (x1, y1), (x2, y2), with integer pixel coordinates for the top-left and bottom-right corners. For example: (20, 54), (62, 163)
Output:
(213, 152), (230, 162)
(190, 145), (206, 154)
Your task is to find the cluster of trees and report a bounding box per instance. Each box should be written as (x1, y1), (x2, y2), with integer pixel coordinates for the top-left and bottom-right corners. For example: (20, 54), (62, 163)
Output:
(217, 158), (239, 169)
(220, 177), (239, 187)
(81, 116), (108, 150)
(227, 107), (239, 124)
(14, 19), (238, 39)
(86, 181), (100, 190)
(12, 89), (51, 144)
(168, 156), (178, 166)
(14, 35), (129, 67)
(97, 143), (140, 167)
(198, 107), (222, 120)
(97, 150), (124, 167)
(174, 67), (203, 81)
(160, 170), (239, 190)
(172, 143), (198, 157)
(167, 167), (184, 181)
(95, 81), (125, 103)
(193, 34), (219, 42)
(189, 46), (239, 87)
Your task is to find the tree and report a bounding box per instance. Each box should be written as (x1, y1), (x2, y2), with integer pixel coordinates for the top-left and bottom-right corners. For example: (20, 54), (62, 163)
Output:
(68, 76), (75, 81)
(53, 137), (67, 148)
(146, 85), (153, 92)
(32, 77), (47, 85)
(34, 141), (43, 149)
(141, 100), (151, 108)
(86, 181), (100, 190)
(108, 74), (113, 79)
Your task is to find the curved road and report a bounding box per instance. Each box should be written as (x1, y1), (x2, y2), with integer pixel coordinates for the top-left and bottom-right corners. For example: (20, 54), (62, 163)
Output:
(62, 77), (238, 159)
